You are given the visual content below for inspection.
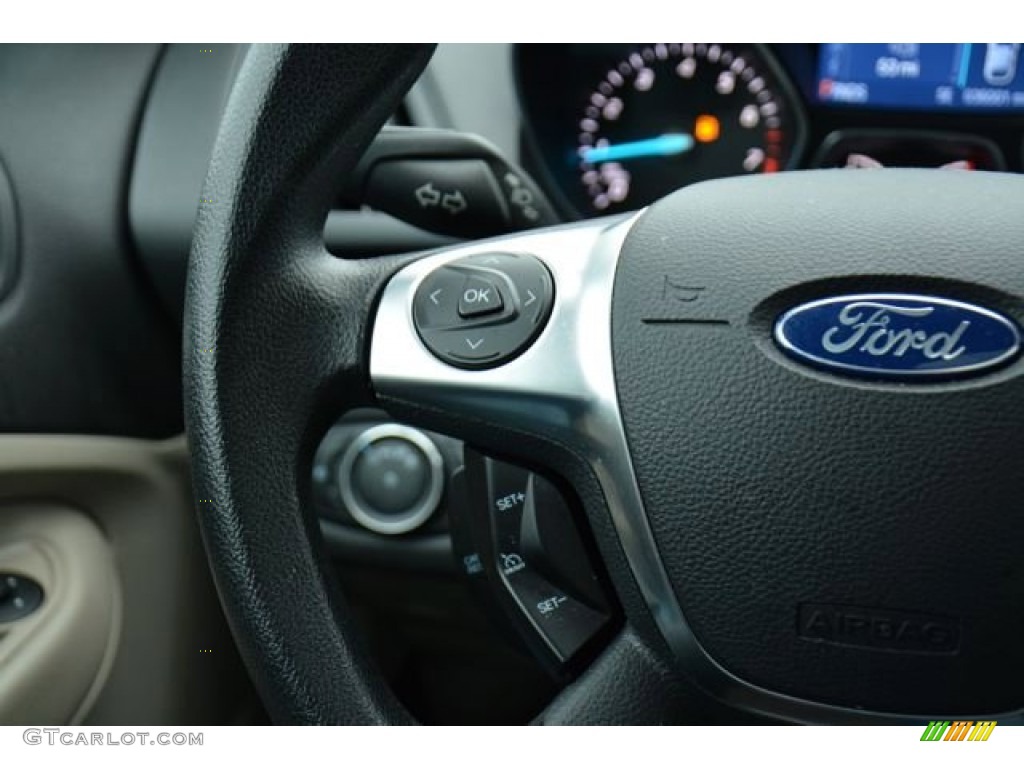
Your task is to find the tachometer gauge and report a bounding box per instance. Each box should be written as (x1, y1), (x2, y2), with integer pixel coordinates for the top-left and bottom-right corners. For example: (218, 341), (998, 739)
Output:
(576, 44), (804, 212)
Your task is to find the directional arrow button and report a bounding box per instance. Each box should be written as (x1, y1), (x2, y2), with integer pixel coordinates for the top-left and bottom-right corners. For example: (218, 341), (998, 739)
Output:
(365, 159), (511, 239)
(414, 253), (553, 370)
(442, 190), (468, 215)
(413, 267), (463, 329)
(435, 328), (503, 365)
(414, 182), (441, 208)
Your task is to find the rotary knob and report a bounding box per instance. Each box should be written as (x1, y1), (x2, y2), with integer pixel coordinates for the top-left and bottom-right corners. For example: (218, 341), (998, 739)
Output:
(337, 424), (444, 535)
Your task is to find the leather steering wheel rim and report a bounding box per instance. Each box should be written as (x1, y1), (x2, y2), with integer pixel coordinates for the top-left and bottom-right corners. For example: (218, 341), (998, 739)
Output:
(184, 44), (429, 724)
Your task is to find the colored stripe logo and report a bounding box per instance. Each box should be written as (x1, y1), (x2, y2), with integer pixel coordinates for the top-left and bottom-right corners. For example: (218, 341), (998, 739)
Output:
(920, 721), (996, 741)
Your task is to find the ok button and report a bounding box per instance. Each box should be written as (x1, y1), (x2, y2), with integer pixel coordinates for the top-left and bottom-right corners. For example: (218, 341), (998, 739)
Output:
(458, 275), (504, 318)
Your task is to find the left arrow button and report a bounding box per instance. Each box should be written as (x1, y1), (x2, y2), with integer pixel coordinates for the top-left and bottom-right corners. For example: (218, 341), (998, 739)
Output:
(411, 267), (464, 330)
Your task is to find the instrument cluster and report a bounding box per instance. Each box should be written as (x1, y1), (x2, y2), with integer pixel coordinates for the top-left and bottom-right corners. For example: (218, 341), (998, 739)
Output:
(516, 44), (1024, 218)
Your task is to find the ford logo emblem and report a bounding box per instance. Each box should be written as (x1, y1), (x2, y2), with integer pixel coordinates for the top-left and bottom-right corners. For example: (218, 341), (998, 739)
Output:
(774, 294), (1021, 380)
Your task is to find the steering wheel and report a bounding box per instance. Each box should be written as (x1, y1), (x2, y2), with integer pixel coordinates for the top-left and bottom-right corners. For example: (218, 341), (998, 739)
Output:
(184, 44), (1024, 724)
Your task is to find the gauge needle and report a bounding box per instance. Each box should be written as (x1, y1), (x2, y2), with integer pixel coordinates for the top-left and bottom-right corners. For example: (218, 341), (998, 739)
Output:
(582, 133), (695, 164)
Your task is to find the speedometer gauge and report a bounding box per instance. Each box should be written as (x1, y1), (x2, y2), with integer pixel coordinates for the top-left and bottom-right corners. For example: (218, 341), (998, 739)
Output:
(576, 44), (804, 212)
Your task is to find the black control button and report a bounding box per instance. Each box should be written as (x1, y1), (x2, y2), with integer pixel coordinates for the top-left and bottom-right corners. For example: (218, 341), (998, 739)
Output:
(351, 438), (431, 515)
(486, 461), (532, 552)
(459, 253), (551, 325)
(452, 449), (612, 670)
(521, 475), (606, 608)
(413, 253), (554, 370)
(413, 266), (465, 329)
(499, 170), (549, 230)
(433, 321), (547, 365)
(504, 568), (608, 662)
(458, 275), (504, 318)
(364, 159), (509, 239)
(338, 425), (445, 535)
(0, 573), (44, 623)
(435, 328), (502, 364)
(448, 468), (486, 578)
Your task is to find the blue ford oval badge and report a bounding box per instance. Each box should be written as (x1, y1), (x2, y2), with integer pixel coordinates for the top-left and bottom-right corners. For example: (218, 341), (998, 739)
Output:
(774, 294), (1021, 380)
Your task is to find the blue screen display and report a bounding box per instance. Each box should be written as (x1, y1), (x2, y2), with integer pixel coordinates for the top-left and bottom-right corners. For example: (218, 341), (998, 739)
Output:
(818, 43), (1024, 111)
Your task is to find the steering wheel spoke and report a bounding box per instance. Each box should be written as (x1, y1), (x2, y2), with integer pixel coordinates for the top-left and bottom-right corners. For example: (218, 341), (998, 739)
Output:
(371, 216), (630, 455)
(369, 217), (704, 719)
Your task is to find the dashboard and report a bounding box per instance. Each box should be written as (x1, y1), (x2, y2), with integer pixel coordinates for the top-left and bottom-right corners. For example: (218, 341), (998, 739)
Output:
(513, 44), (1024, 218)
(519, 44), (805, 214)
(406, 44), (1024, 224)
